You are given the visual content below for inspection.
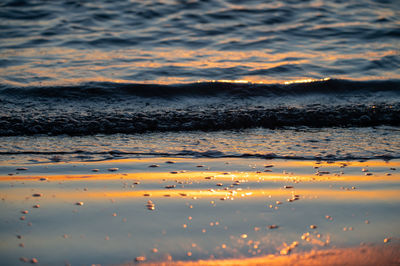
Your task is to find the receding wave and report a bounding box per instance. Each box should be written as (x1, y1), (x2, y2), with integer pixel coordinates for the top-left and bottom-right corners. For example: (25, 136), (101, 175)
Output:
(1, 127), (398, 161)
(1, 79), (399, 99)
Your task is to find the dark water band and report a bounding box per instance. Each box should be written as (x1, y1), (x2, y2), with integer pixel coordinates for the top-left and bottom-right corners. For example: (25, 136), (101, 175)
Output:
(1, 79), (399, 99)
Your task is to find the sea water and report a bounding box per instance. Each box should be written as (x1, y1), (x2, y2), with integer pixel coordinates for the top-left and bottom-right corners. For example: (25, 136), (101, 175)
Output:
(0, 0), (399, 153)
(0, 1), (400, 264)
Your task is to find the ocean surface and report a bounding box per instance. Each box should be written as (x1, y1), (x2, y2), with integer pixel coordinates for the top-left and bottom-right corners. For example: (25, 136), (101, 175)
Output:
(0, 0), (399, 161)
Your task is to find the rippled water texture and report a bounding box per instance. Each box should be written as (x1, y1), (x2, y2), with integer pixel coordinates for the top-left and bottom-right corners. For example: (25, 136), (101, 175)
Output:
(0, 0), (399, 86)
(1, 127), (400, 163)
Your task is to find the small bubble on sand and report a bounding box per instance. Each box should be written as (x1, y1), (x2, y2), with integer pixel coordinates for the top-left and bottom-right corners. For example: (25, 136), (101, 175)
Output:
(362, 168), (368, 172)
(325, 215), (333, 220)
(21, 210), (28, 214)
(276, 201), (282, 205)
(284, 185), (293, 189)
(108, 168), (119, 172)
(20, 216), (26, 221)
(187, 251), (192, 256)
(39, 178), (47, 181)
(268, 225), (279, 229)
(105, 236), (110, 240)
(149, 164), (160, 168)
(92, 169), (99, 172)
(240, 234), (248, 239)
(365, 220), (370, 224)
(216, 183), (223, 186)
(19, 243), (24, 247)
(143, 193), (151, 197)
(112, 213), (117, 217)
(33, 204), (40, 208)
(196, 165), (205, 168)
(135, 256), (146, 262)
(63, 234), (69, 239)
(384, 237), (391, 243)
(32, 193), (42, 197)
(310, 225), (317, 229)
(152, 248), (158, 253)
(170, 171), (178, 174)
(165, 161), (176, 164)
(75, 202), (84, 206)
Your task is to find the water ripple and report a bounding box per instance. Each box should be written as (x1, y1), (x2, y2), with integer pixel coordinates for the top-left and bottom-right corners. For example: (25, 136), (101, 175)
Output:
(0, 0), (398, 85)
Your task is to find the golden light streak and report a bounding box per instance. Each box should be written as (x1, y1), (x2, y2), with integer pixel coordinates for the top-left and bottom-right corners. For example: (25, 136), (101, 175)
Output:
(284, 77), (331, 85)
(2, 186), (399, 202)
(2, 170), (399, 182)
(137, 244), (400, 266)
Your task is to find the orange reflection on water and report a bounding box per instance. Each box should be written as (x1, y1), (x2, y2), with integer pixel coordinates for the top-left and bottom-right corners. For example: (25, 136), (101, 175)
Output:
(3, 47), (399, 86)
(2, 169), (399, 183)
(2, 186), (399, 203)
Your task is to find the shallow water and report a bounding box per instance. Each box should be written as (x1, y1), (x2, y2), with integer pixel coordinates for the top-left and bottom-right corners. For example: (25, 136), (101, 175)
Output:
(1, 127), (400, 164)
(0, 158), (399, 265)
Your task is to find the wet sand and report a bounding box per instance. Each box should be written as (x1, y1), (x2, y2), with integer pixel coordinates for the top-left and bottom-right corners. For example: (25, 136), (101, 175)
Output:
(135, 244), (400, 266)
(0, 158), (399, 265)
